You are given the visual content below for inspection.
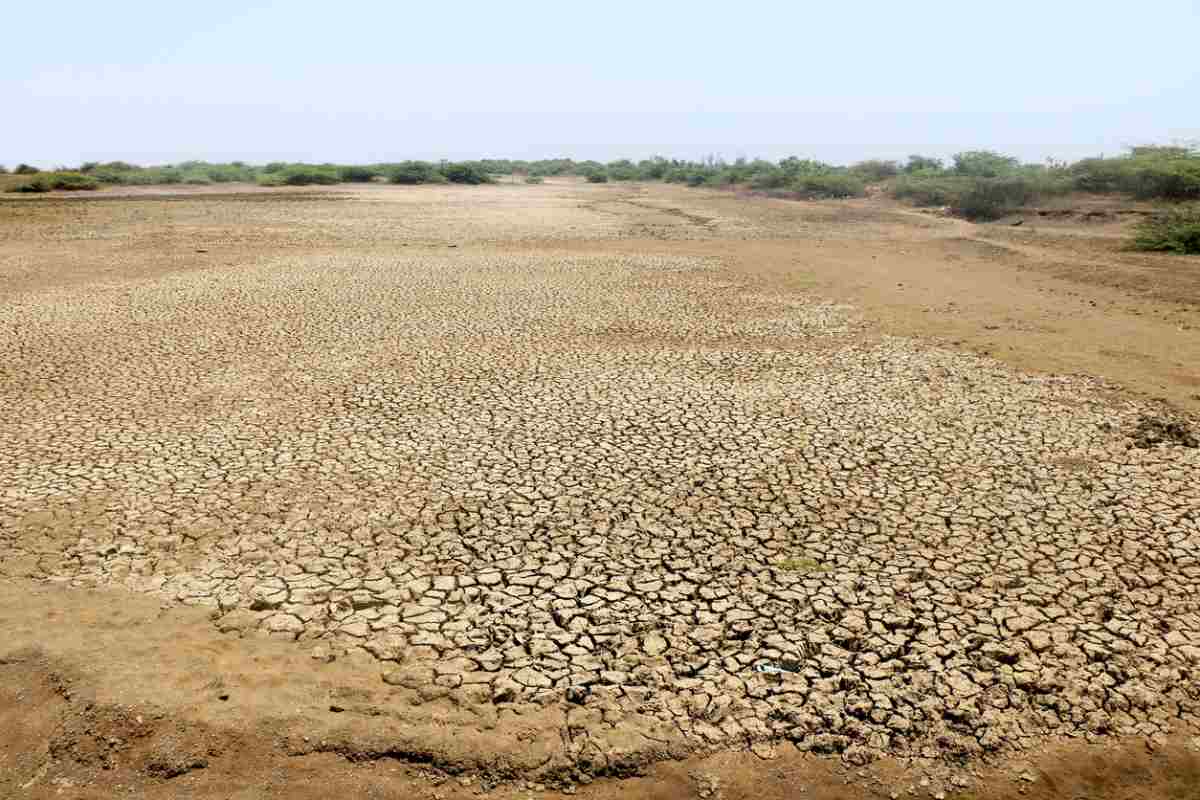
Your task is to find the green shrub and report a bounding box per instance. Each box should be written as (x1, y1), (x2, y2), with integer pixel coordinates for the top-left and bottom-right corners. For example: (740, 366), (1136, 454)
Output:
(1132, 206), (1200, 254)
(951, 177), (1062, 220)
(50, 172), (101, 190)
(6, 177), (50, 192)
(14, 163), (40, 175)
(606, 159), (639, 181)
(894, 174), (1068, 217)
(524, 176), (544, 184)
(891, 176), (971, 206)
(441, 162), (492, 185)
(952, 180), (1027, 220)
(778, 157), (837, 177)
(585, 171), (609, 183)
(259, 165), (340, 186)
(132, 167), (183, 185)
(90, 169), (129, 184)
(1071, 147), (1200, 201)
(1126, 162), (1200, 201)
(849, 159), (899, 181)
(749, 169), (791, 190)
(638, 157), (670, 180)
(792, 174), (866, 199)
(952, 150), (1020, 178)
(206, 164), (255, 183)
(338, 165), (378, 183)
(182, 172), (213, 185)
(903, 155), (945, 174)
(6, 172), (99, 192)
(387, 161), (438, 184)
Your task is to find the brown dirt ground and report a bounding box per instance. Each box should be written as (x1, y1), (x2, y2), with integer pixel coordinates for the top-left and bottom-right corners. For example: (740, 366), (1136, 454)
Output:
(2, 180), (1199, 798)
(4, 580), (1199, 800)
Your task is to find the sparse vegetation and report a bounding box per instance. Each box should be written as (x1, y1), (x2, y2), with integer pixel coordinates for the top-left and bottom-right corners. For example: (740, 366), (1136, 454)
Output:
(2, 146), (1194, 246)
(6, 177), (50, 193)
(441, 162), (492, 185)
(1072, 146), (1200, 201)
(1132, 205), (1200, 254)
(387, 161), (444, 185)
(257, 164), (340, 186)
(6, 171), (100, 192)
(892, 171), (1071, 220)
(951, 150), (1021, 178)
(903, 154), (945, 175)
(793, 174), (867, 199)
(849, 159), (900, 182)
(954, 176), (1072, 221)
(337, 165), (378, 183)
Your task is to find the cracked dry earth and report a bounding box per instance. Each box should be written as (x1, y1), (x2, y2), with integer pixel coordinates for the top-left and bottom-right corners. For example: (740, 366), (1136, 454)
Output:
(2, 182), (1200, 784)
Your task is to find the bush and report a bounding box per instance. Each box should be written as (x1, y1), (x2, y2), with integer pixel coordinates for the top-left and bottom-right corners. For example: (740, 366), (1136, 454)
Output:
(182, 172), (213, 185)
(893, 174), (1068, 217)
(1126, 162), (1200, 201)
(585, 171), (609, 183)
(387, 161), (438, 184)
(1132, 206), (1200, 254)
(903, 155), (945, 174)
(849, 159), (899, 182)
(90, 169), (129, 184)
(441, 162), (492, 185)
(338, 165), (378, 183)
(952, 150), (1020, 178)
(792, 174), (866, 199)
(6, 172), (99, 192)
(134, 167), (183, 185)
(778, 157), (836, 177)
(7, 177), (50, 193)
(951, 178), (1035, 220)
(891, 176), (972, 206)
(258, 164), (340, 186)
(14, 163), (40, 175)
(606, 159), (639, 181)
(524, 176), (544, 184)
(748, 168), (792, 190)
(638, 157), (670, 180)
(48, 172), (101, 190)
(205, 163), (256, 183)
(1071, 147), (1200, 201)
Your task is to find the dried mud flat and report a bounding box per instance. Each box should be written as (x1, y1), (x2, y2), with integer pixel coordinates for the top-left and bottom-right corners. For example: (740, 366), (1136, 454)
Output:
(2, 180), (1199, 799)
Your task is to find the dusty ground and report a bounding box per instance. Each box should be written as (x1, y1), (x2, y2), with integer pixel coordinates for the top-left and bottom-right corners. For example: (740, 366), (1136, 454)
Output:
(1, 179), (1198, 798)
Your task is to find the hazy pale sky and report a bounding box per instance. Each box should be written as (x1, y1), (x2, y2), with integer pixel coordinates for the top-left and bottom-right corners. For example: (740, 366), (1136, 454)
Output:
(5, 0), (1198, 167)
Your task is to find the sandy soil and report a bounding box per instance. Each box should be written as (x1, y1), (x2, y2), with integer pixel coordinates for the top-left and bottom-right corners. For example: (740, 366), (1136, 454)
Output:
(1, 180), (1198, 798)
